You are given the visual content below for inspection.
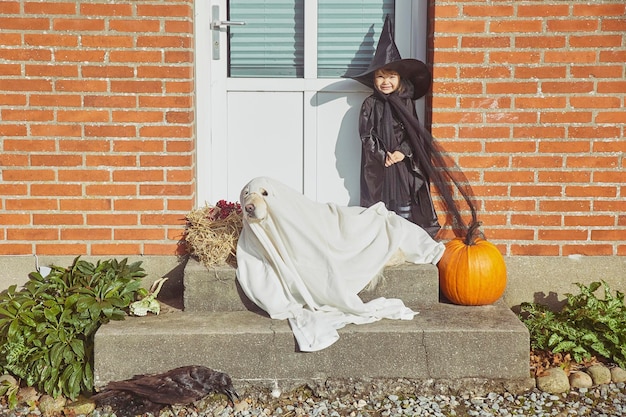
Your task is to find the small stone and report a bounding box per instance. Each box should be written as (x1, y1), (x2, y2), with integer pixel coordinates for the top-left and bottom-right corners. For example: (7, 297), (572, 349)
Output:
(569, 371), (593, 389)
(38, 394), (67, 417)
(610, 367), (626, 383)
(64, 397), (96, 416)
(587, 364), (612, 385)
(536, 367), (570, 394)
(17, 386), (40, 405)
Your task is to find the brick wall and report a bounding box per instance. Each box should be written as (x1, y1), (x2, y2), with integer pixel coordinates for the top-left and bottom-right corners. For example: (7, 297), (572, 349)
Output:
(0, 0), (194, 256)
(1, 1), (624, 258)
(428, 1), (625, 256)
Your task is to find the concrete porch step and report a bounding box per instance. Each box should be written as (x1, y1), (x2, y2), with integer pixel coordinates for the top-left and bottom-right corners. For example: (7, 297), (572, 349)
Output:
(183, 258), (441, 312)
(93, 301), (531, 391)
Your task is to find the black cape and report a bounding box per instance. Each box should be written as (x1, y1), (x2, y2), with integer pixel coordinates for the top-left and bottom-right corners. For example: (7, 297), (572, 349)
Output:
(358, 82), (441, 238)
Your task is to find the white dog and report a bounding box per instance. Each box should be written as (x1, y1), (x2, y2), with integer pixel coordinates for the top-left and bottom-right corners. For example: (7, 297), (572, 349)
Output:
(235, 177), (444, 352)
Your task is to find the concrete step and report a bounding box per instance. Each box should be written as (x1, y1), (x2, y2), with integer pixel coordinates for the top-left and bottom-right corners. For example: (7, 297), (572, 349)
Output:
(93, 301), (531, 392)
(183, 258), (440, 312)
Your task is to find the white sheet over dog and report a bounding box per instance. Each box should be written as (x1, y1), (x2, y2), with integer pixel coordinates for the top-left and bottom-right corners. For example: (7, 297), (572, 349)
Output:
(236, 177), (446, 352)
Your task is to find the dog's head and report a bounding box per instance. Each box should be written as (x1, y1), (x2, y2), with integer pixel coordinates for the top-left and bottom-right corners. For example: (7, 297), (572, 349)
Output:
(240, 181), (269, 222)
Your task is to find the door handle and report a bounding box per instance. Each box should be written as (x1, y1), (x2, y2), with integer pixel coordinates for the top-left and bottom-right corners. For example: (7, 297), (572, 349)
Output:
(211, 20), (246, 30)
(211, 5), (245, 60)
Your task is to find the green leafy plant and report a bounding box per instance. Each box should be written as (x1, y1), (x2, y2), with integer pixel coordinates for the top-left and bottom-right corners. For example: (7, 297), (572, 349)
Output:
(0, 256), (148, 401)
(519, 281), (626, 368)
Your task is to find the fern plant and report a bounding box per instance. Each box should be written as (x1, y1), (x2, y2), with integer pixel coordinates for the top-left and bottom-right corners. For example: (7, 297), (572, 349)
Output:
(0, 256), (147, 401)
(519, 281), (626, 368)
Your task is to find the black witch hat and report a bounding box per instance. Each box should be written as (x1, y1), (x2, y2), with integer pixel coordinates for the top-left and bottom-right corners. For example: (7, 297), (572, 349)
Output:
(349, 15), (431, 100)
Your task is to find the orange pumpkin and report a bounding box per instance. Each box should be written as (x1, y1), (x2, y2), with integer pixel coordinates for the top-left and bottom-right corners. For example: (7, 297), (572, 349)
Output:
(437, 222), (507, 306)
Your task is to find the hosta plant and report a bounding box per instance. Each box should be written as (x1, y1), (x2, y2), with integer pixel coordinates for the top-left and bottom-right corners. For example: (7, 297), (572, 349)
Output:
(0, 256), (147, 401)
(519, 280), (626, 368)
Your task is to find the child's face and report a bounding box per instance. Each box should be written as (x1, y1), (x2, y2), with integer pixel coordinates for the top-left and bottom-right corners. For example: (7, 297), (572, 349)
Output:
(374, 69), (400, 94)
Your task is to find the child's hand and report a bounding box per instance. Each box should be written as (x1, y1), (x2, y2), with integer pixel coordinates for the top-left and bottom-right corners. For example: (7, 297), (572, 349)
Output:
(385, 151), (405, 167)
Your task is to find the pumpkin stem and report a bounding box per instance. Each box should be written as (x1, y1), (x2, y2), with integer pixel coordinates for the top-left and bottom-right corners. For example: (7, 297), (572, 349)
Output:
(464, 221), (484, 245)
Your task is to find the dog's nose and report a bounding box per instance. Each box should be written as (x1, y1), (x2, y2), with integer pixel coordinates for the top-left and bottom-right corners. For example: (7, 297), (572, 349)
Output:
(245, 203), (255, 214)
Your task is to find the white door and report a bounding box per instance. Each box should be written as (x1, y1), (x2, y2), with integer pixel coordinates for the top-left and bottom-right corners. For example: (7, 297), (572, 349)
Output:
(195, 1), (427, 206)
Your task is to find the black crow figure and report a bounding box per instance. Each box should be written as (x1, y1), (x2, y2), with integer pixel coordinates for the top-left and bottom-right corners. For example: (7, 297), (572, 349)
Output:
(92, 365), (238, 417)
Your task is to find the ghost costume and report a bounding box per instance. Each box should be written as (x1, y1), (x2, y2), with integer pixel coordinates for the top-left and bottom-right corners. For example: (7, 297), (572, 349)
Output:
(236, 177), (445, 352)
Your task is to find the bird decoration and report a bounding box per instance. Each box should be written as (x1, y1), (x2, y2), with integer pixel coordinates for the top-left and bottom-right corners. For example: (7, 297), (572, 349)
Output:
(129, 277), (168, 316)
(92, 365), (238, 417)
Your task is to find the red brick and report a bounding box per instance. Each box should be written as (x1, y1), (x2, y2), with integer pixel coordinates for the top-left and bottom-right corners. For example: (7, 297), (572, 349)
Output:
(566, 186), (617, 198)
(143, 243), (183, 256)
(52, 18), (105, 31)
(140, 126), (192, 138)
(84, 95), (135, 107)
(87, 214), (138, 226)
(33, 214), (83, 225)
(139, 184), (193, 196)
(512, 156), (564, 168)
(140, 213), (187, 226)
(545, 50), (597, 63)
(139, 155), (192, 167)
(137, 4), (192, 17)
(31, 94), (82, 107)
(57, 170), (111, 182)
(1, 109), (54, 122)
(55, 50), (106, 62)
(57, 110), (109, 123)
(5, 198), (58, 211)
(137, 36), (191, 48)
(570, 96), (622, 109)
(547, 19), (598, 32)
(85, 184), (137, 196)
(58, 136), (112, 154)
(486, 82), (537, 95)
(562, 245), (613, 256)
(61, 228), (112, 240)
(517, 4), (569, 17)
(515, 97), (567, 109)
(59, 198), (112, 211)
(596, 111), (626, 124)
(511, 214), (561, 227)
(0, 17), (50, 30)
(565, 215), (615, 227)
(3, 139), (56, 151)
(538, 171), (591, 183)
(165, 21), (193, 34)
(25, 33), (77, 47)
(568, 126), (620, 139)
(36, 244), (88, 255)
(25, 1), (76, 15)
(457, 155), (509, 168)
(567, 156), (619, 168)
(489, 20), (542, 33)
(113, 110), (163, 123)
(30, 155), (83, 167)
(516, 36), (566, 49)
(31, 124), (82, 137)
(81, 35), (134, 48)
(113, 140), (164, 153)
(2, 169), (55, 181)
(540, 200), (591, 212)
(137, 65), (192, 79)
(485, 141), (535, 153)
(165, 111), (193, 124)
(31, 184), (82, 196)
(573, 4), (625, 17)
(596, 80), (626, 93)
(593, 140), (626, 153)
(0, 244), (33, 255)
(91, 243), (142, 256)
(84, 125), (136, 137)
(85, 155), (136, 168)
(82, 66), (135, 78)
(541, 81), (594, 94)
(114, 199), (164, 211)
(0, 213), (30, 225)
(111, 80), (162, 93)
(114, 228), (165, 240)
(538, 141), (590, 153)
(113, 170), (164, 182)
(165, 51), (193, 63)
(80, 3), (132, 16)
(463, 5), (513, 17)
(109, 19), (161, 33)
(513, 126), (565, 139)
(540, 112), (592, 124)
(25, 64), (78, 77)
(0, 79), (52, 91)
(570, 35), (623, 48)
(0, 48), (52, 61)
(0, 64), (22, 76)
(7, 229), (58, 240)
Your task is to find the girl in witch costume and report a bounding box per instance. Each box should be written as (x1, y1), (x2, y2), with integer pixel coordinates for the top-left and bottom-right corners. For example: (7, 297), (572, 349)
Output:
(351, 15), (477, 239)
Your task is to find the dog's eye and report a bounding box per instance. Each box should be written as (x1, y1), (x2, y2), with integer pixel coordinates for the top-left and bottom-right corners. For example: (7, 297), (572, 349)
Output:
(261, 189), (268, 196)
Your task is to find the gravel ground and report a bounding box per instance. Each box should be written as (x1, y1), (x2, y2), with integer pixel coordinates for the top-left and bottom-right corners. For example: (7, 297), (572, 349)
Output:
(3, 382), (625, 417)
